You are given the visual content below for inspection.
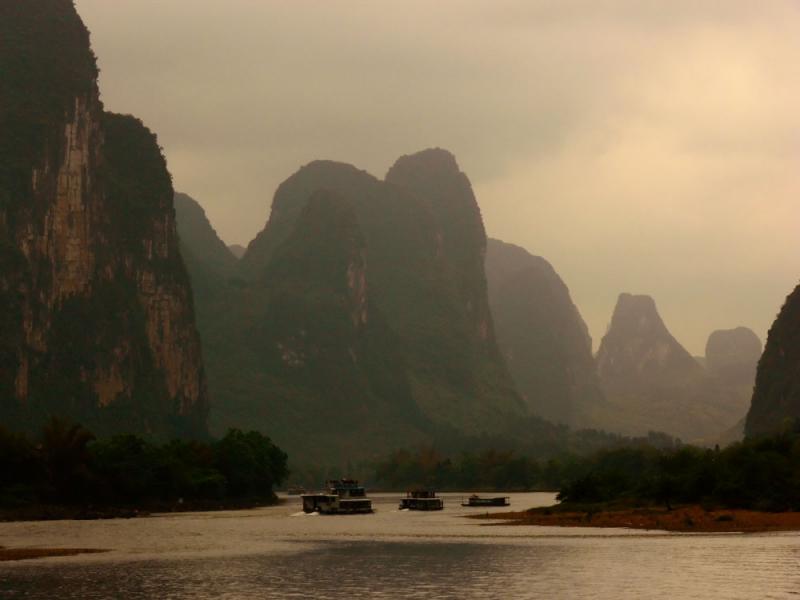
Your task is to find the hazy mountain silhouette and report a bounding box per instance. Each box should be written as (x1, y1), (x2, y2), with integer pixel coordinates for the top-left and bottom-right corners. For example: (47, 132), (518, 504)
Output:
(485, 239), (606, 426)
(591, 294), (755, 441)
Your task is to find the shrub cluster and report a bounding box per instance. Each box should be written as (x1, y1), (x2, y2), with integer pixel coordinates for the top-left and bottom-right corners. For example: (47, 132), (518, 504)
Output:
(558, 431), (800, 511)
(0, 419), (288, 509)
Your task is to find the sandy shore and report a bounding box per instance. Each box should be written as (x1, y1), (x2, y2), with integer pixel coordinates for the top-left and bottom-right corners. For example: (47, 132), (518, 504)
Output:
(475, 505), (800, 533)
(0, 546), (109, 562)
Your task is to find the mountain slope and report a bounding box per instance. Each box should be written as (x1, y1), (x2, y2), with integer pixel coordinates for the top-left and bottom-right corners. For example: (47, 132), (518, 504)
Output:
(174, 192), (237, 280)
(485, 239), (605, 425)
(174, 192), (238, 298)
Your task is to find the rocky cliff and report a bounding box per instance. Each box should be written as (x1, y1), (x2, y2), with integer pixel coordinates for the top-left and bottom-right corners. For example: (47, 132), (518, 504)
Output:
(0, 0), (207, 437)
(597, 294), (704, 386)
(485, 239), (605, 425)
(746, 285), (800, 436)
(185, 151), (523, 462)
(592, 294), (747, 441)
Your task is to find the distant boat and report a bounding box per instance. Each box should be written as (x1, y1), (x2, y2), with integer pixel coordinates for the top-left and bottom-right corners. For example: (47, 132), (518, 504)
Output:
(461, 494), (510, 507)
(399, 490), (444, 511)
(286, 486), (306, 496)
(301, 479), (373, 514)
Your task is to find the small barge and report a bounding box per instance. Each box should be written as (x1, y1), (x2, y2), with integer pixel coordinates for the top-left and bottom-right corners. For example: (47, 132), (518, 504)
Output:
(461, 494), (510, 507)
(301, 479), (373, 514)
(399, 490), (444, 511)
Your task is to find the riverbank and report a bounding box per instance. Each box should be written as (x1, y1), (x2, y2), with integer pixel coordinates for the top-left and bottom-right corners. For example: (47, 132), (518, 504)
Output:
(475, 504), (800, 532)
(0, 497), (282, 523)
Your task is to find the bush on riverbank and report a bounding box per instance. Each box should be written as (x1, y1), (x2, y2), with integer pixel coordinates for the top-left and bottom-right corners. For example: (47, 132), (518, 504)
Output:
(557, 430), (800, 511)
(371, 432), (680, 492)
(0, 419), (288, 512)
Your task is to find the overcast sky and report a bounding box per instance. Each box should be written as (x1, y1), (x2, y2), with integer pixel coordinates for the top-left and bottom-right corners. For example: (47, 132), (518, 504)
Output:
(75, 0), (800, 355)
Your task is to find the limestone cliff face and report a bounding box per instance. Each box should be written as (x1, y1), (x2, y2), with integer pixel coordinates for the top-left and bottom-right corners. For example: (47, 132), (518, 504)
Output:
(0, 0), (207, 437)
(485, 239), (605, 425)
(746, 284), (800, 436)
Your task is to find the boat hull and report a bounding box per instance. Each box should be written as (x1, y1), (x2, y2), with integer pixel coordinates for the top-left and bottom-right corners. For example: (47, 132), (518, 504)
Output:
(301, 494), (373, 515)
(399, 498), (444, 511)
(461, 497), (510, 507)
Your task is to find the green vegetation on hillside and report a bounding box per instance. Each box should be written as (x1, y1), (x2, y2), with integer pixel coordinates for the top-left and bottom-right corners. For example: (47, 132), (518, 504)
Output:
(0, 419), (287, 515)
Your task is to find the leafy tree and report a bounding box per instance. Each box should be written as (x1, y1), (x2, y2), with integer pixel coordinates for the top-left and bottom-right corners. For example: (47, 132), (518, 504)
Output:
(40, 418), (95, 504)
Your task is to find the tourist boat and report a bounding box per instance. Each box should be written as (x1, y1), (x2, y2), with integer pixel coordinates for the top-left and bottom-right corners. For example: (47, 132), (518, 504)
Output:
(461, 494), (510, 507)
(301, 479), (373, 514)
(399, 490), (444, 511)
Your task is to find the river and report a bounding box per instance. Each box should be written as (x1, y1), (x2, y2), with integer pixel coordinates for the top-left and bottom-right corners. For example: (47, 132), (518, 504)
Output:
(1, 492), (798, 598)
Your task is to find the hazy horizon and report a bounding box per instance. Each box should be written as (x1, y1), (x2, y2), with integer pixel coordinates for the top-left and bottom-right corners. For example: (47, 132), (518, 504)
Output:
(74, 0), (800, 355)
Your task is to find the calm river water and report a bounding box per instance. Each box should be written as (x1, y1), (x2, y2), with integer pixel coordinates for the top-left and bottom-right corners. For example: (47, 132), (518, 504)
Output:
(1, 492), (798, 599)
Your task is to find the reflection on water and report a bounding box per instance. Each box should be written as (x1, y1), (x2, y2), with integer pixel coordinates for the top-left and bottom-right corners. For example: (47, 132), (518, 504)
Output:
(1, 493), (799, 599)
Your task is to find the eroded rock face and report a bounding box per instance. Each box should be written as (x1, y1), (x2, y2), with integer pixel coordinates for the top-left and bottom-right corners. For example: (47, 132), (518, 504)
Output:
(485, 238), (605, 425)
(0, 0), (207, 437)
(746, 284), (800, 436)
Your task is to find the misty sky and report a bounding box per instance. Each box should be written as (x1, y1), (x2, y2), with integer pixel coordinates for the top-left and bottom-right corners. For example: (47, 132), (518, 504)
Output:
(74, 0), (800, 355)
